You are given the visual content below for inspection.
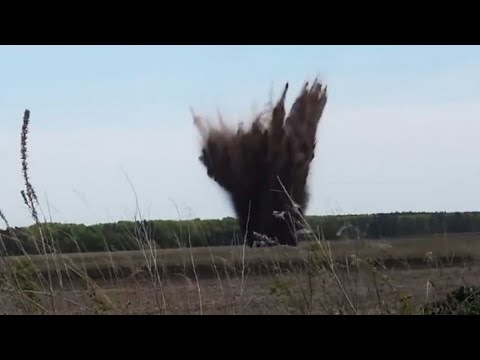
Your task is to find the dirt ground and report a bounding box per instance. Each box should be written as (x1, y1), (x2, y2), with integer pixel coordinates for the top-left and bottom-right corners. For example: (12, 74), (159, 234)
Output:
(1, 260), (478, 315)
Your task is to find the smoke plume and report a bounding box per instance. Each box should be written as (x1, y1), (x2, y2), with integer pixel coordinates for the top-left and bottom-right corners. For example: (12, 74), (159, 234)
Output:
(193, 79), (328, 246)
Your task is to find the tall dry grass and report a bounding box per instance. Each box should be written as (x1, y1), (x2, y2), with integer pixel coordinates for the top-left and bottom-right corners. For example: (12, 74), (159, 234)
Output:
(0, 109), (479, 315)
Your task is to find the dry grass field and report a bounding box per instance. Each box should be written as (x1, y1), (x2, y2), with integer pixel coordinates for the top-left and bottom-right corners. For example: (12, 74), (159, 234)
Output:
(1, 233), (479, 314)
(2, 106), (480, 315)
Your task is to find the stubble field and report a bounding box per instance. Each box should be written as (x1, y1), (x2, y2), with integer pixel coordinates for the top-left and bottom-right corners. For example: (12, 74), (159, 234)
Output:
(1, 233), (479, 314)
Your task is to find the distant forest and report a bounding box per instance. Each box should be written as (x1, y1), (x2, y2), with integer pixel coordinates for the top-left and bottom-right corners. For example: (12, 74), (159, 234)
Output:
(1, 211), (480, 255)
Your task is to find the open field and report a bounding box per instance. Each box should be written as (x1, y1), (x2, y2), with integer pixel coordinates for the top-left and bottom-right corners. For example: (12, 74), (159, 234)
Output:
(2, 233), (480, 279)
(1, 233), (480, 314)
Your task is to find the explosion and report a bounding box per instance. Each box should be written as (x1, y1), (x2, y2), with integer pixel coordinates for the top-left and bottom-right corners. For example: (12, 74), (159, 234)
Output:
(193, 79), (328, 246)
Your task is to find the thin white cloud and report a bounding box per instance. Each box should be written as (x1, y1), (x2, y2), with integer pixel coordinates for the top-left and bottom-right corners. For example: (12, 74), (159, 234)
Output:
(2, 97), (480, 227)
(2, 47), (480, 227)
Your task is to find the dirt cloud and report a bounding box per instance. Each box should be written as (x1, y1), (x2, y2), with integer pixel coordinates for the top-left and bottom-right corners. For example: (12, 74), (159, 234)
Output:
(194, 79), (328, 246)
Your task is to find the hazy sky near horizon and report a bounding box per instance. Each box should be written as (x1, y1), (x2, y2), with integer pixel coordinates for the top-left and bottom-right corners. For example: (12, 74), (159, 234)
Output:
(1, 45), (480, 227)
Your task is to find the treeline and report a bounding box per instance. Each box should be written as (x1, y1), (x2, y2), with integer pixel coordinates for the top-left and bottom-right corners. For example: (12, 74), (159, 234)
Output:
(1, 211), (480, 255)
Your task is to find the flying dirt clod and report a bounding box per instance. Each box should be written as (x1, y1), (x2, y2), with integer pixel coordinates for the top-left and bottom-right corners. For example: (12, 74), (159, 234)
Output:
(193, 79), (328, 247)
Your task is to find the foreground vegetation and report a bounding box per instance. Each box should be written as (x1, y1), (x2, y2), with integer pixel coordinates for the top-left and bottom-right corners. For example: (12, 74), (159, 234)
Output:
(1, 233), (479, 314)
(2, 232), (480, 278)
(2, 109), (480, 315)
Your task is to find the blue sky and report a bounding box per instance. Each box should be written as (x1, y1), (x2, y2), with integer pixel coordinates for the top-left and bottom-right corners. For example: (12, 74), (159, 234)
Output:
(1, 45), (480, 227)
